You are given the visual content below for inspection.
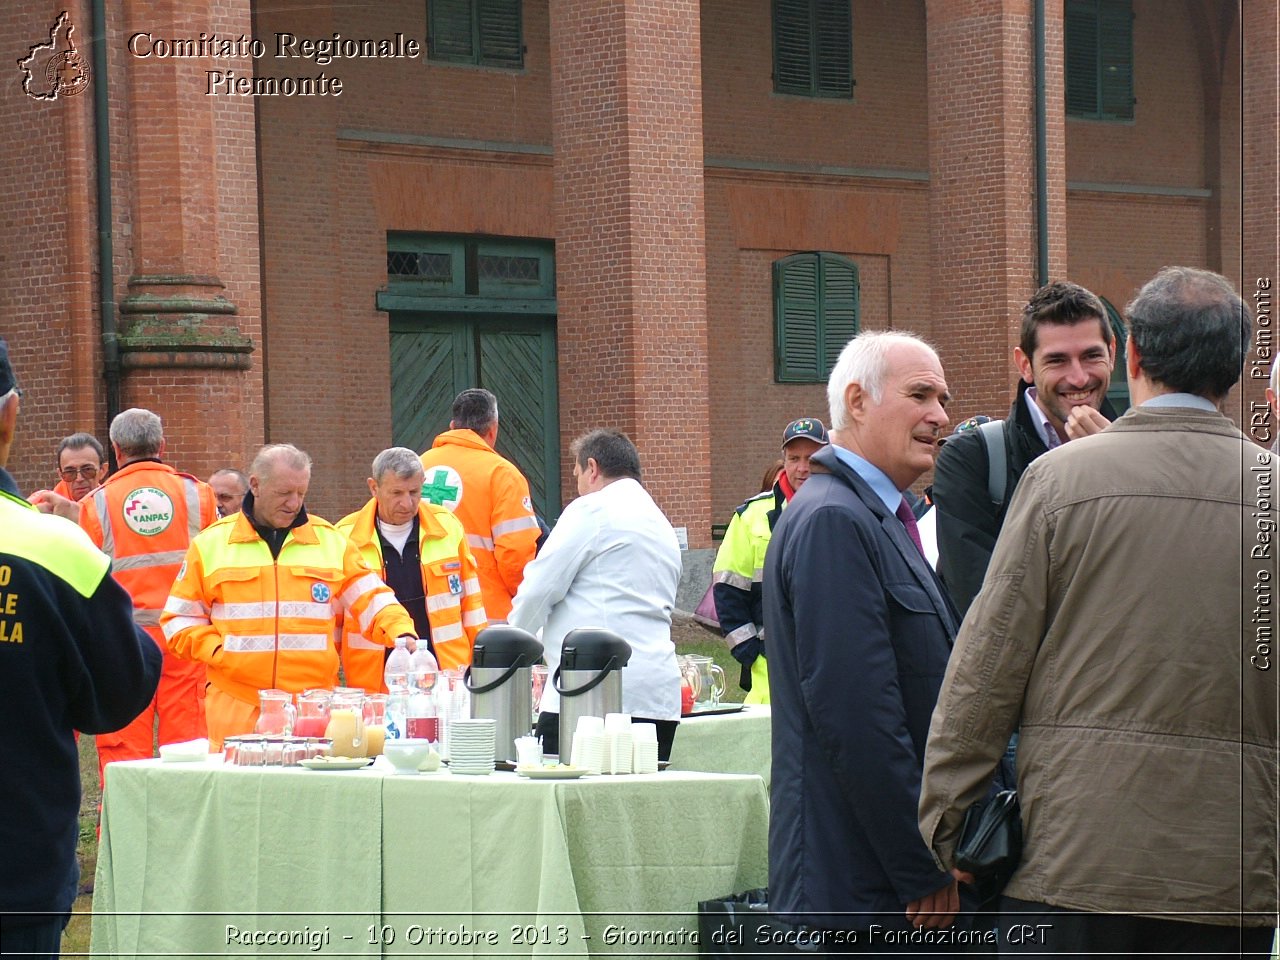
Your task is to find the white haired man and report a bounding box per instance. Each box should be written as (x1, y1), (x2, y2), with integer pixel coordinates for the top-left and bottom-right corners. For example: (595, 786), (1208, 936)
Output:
(764, 331), (962, 941)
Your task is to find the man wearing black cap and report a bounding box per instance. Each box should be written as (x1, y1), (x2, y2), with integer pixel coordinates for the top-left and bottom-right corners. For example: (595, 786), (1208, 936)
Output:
(0, 339), (160, 958)
(711, 417), (828, 704)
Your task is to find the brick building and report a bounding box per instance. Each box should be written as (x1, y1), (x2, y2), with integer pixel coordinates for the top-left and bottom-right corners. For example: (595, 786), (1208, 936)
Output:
(2, 0), (1275, 557)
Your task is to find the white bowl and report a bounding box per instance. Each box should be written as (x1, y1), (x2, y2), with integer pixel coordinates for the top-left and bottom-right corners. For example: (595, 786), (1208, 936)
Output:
(383, 739), (432, 775)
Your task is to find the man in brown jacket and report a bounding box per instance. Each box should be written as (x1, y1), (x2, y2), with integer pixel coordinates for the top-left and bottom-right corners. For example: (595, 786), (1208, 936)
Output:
(920, 266), (1277, 955)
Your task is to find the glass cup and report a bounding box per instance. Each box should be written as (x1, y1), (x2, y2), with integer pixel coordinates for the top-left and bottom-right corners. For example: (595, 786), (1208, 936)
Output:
(236, 737), (266, 767)
(282, 738), (308, 766)
(531, 664), (549, 723)
(363, 693), (388, 756)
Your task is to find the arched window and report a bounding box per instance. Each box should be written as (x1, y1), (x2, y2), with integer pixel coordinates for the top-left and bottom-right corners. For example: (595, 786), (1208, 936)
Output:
(773, 252), (860, 383)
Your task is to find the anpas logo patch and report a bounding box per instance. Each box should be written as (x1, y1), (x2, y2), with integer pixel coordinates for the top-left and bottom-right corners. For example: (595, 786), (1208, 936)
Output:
(121, 487), (175, 536)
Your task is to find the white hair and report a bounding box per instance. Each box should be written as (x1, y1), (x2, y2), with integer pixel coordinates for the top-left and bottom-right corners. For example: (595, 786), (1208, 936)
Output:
(826, 331), (940, 430)
(371, 447), (425, 483)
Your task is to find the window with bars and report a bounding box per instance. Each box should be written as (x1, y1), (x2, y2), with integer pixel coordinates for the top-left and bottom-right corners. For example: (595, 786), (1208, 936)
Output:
(774, 253), (859, 383)
(1065, 0), (1133, 120)
(428, 0), (523, 69)
(772, 0), (853, 99)
(477, 254), (540, 284)
(387, 251), (454, 283)
(386, 234), (554, 300)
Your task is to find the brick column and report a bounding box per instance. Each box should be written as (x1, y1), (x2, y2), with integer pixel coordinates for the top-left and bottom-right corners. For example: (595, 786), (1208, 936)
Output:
(548, 0), (711, 546)
(117, 0), (258, 473)
(925, 0), (1057, 417)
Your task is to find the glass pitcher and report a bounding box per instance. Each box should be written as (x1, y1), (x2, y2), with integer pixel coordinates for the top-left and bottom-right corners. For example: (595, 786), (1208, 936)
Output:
(678, 655), (700, 715)
(254, 689), (296, 736)
(325, 689), (365, 758)
(293, 688), (332, 739)
(683, 655), (725, 709)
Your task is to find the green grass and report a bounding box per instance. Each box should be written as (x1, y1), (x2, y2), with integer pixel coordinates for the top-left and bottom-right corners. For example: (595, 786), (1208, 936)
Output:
(63, 735), (99, 956)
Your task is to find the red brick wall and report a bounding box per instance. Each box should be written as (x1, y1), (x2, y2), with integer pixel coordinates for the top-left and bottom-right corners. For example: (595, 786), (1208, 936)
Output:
(701, 0), (929, 173)
(0, 2), (97, 493)
(548, 0), (711, 544)
(0, 1), (263, 493)
(924, 0), (1041, 426)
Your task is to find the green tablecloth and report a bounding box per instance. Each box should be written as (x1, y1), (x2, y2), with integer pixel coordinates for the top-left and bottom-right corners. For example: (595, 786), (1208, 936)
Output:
(668, 705), (771, 787)
(91, 758), (768, 958)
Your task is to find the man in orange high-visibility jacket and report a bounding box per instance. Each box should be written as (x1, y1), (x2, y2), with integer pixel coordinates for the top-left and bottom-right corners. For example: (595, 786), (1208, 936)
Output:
(419, 388), (540, 621)
(53, 432), (108, 502)
(79, 409), (217, 785)
(162, 443), (418, 750)
(336, 447), (487, 689)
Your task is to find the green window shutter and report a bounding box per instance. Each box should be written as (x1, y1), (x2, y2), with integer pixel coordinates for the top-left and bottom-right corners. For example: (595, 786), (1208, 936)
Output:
(773, 0), (815, 95)
(775, 253), (860, 383)
(1065, 0), (1132, 120)
(773, 0), (852, 98)
(477, 0), (522, 68)
(1098, 0), (1133, 120)
(429, 0), (476, 62)
(1064, 1), (1098, 116)
(814, 0), (852, 97)
(818, 253), (858, 367)
(775, 256), (822, 381)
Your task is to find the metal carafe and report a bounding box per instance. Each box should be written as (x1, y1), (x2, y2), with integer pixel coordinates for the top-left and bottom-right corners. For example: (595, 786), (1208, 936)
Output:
(555, 628), (632, 755)
(463, 625), (543, 764)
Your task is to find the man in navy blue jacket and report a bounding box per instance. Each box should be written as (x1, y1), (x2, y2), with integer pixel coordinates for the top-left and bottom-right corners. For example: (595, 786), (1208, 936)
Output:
(764, 330), (961, 944)
(0, 339), (160, 958)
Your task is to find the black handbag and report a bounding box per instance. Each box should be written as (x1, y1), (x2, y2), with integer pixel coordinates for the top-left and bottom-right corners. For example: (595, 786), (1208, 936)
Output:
(955, 789), (1021, 889)
(697, 889), (812, 956)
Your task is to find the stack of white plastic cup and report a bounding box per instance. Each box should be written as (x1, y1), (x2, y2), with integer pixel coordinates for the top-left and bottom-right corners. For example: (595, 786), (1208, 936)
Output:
(603, 713), (634, 775)
(632, 722), (660, 774)
(570, 715), (604, 774)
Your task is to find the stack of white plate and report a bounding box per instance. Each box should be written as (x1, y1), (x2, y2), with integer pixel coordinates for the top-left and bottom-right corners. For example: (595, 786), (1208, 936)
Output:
(632, 723), (660, 774)
(448, 718), (496, 775)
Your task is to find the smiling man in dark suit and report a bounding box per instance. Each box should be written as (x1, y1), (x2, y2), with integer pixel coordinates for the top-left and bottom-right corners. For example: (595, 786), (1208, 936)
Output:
(764, 330), (962, 947)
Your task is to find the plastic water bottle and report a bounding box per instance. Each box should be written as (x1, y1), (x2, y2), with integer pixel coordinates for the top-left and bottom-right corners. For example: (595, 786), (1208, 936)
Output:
(408, 646), (439, 744)
(384, 635), (413, 692)
(407, 685), (438, 745)
(411, 645), (439, 695)
(383, 636), (414, 741)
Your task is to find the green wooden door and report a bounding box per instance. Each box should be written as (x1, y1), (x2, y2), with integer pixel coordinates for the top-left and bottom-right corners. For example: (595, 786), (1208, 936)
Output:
(390, 314), (560, 521)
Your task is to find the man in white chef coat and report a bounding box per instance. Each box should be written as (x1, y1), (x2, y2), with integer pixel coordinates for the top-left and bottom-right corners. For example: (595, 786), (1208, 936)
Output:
(509, 428), (683, 760)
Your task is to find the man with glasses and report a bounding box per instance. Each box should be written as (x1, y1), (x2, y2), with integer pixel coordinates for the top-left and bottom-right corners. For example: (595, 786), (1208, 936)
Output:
(209, 467), (249, 517)
(54, 432), (108, 502)
(78, 409), (218, 788)
(29, 432), (109, 521)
